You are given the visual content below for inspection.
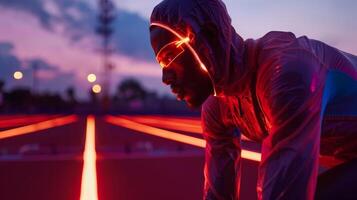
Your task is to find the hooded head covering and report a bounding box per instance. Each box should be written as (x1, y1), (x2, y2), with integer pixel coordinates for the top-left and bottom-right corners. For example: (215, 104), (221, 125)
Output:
(150, 0), (248, 96)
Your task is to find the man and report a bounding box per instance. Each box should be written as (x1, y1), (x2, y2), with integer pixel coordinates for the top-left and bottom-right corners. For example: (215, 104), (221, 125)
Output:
(149, 0), (357, 199)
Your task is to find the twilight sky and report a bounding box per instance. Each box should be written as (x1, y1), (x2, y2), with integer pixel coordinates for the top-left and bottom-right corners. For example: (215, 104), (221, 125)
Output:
(0, 0), (356, 100)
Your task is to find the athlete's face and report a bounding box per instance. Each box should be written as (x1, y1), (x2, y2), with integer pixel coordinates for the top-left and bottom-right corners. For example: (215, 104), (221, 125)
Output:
(150, 27), (213, 108)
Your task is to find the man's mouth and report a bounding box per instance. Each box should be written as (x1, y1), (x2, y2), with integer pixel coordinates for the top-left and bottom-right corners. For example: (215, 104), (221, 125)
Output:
(176, 93), (185, 101)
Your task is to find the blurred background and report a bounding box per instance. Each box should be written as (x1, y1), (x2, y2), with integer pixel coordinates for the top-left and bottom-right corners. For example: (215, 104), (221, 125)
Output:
(0, 0), (356, 199)
(0, 0), (356, 114)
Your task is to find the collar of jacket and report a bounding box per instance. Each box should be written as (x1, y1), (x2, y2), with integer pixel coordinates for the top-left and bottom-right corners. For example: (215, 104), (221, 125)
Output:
(215, 38), (260, 98)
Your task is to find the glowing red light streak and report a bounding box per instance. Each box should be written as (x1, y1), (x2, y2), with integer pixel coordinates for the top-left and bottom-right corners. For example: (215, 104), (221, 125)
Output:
(0, 115), (61, 128)
(124, 116), (202, 134)
(129, 115), (201, 126)
(105, 116), (261, 162)
(175, 37), (190, 47)
(80, 115), (98, 200)
(125, 116), (252, 141)
(134, 115), (200, 121)
(106, 116), (205, 148)
(151, 22), (208, 72)
(0, 115), (77, 140)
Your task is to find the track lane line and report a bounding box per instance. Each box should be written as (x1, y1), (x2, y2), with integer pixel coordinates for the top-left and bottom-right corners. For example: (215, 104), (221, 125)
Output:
(0, 115), (78, 140)
(0, 115), (62, 128)
(123, 116), (202, 134)
(80, 115), (98, 200)
(105, 115), (261, 162)
(123, 115), (253, 141)
(129, 115), (201, 126)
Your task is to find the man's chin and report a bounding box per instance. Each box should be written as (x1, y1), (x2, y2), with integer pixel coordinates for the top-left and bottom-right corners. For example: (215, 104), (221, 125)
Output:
(184, 96), (205, 109)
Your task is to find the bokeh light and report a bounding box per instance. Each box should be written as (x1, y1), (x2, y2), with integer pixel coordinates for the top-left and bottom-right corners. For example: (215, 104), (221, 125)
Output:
(92, 84), (101, 94)
(87, 74), (97, 83)
(13, 71), (23, 80)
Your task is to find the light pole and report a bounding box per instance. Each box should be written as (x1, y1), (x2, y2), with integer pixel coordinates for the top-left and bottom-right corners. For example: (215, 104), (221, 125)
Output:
(96, 0), (116, 102)
(32, 63), (38, 95)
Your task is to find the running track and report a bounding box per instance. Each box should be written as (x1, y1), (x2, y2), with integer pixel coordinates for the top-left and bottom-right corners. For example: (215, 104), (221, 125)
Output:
(0, 115), (260, 200)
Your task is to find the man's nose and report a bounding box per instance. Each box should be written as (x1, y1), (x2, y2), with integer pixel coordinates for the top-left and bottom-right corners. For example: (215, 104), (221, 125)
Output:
(162, 68), (176, 85)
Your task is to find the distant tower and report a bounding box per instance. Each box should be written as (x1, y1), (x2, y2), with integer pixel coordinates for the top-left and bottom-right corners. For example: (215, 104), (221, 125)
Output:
(96, 0), (116, 101)
(32, 62), (39, 95)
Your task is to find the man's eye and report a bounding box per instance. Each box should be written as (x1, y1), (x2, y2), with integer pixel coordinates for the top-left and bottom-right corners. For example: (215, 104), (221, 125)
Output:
(165, 53), (174, 62)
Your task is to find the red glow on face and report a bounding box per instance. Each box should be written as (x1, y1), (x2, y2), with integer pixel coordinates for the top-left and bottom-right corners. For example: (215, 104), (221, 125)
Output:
(151, 22), (208, 73)
(156, 40), (185, 69)
(151, 22), (208, 72)
(80, 115), (98, 200)
(151, 22), (218, 96)
(0, 115), (78, 140)
(105, 116), (261, 162)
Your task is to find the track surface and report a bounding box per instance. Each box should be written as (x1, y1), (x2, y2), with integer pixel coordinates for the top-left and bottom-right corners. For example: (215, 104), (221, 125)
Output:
(0, 115), (259, 200)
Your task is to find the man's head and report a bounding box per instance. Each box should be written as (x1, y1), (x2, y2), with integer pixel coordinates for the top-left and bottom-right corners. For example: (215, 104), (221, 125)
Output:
(150, 23), (214, 108)
(150, 0), (245, 103)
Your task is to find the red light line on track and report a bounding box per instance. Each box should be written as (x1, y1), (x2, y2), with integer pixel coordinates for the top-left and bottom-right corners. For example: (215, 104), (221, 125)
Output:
(0, 115), (61, 128)
(80, 116), (98, 200)
(132, 115), (201, 126)
(124, 116), (202, 133)
(0, 115), (78, 140)
(124, 116), (252, 141)
(107, 116), (205, 147)
(105, 116), (261, 162)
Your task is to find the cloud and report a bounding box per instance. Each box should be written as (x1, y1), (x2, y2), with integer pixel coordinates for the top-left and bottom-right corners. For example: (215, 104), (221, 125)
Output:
(57, 1), (154, 60)
(27, 59), (59, 71)
(0, 42), (15, 54)
(0, 7), (164, 98)
(113, 11), (153, 60)
(0, 42), (22, 81)
(38, 71), (75, 93)
(0, 0), (155, 61)
(0, 0), (54, 29)
(0, 41), (76, 95)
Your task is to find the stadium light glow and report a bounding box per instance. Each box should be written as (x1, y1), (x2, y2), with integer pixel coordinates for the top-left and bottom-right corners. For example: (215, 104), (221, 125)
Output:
(13, 71), (23, 80)
(87, 73), (97, 83)
(92, 84), (102, 94)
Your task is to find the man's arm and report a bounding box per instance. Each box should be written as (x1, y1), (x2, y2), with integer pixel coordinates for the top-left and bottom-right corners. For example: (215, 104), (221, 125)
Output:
(257, 57), (323, 200)
(201, 96), (241, 200)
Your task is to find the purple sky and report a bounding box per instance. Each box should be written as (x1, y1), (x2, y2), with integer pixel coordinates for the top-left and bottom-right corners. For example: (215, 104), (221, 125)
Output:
(0, 0), (356, 100)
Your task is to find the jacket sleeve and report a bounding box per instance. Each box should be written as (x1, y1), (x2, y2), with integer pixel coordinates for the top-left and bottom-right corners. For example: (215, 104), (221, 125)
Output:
(201, 96), (241, 200)
(257, 55), (324, 200)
